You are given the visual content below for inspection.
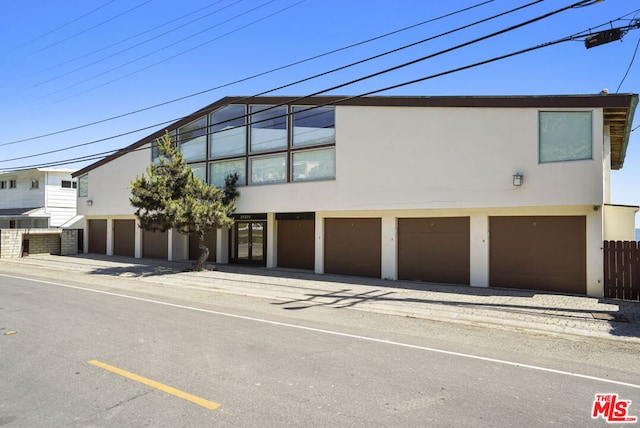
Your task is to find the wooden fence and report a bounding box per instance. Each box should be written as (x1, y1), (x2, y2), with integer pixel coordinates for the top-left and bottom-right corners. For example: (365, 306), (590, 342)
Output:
(603, 241), (639, 301)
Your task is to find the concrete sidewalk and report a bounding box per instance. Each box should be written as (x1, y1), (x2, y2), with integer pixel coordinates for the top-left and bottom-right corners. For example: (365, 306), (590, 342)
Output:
(2, 254), (639, 343)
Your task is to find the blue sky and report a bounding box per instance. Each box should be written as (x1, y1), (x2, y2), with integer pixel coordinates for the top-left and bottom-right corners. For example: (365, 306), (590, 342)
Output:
(1, 0), (638, 224)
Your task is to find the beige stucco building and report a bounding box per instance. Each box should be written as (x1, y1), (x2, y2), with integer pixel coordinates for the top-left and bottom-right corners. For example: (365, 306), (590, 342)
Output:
(72, 94), (638, 297)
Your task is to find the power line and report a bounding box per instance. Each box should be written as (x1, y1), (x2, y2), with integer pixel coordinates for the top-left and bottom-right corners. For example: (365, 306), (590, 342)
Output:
(4, 33), (593, 171)
(3, 0), (117, 54)
(0, 0), (540, 161)
(27, 0), (230, 77)
(29, 1), (154, 56)
(29, 0), (282, 104)
(5, 1), (611, 170)
(616, 33), (640, 93)
(0, 0), (498, 146)
(24, 0), (239, 91)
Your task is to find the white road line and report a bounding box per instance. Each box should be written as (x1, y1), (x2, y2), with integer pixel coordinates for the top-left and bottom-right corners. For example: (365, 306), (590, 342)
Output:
(3, 272), (640, 390)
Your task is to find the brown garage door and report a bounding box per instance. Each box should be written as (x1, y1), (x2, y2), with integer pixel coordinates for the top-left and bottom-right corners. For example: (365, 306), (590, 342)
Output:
(142, 229), (168, 259)
(489, 216), (586, 294)
(113, 220), (135, 257)
(189, 230), (217, 261)
(324, 218), (381, 278)
(398, 217), (470, 285)
(277, 219), (314, 270)
(87, 219), (107, 254)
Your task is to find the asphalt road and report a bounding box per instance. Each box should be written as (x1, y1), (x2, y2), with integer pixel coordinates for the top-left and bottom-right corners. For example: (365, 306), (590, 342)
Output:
(1, 273), (639, 427)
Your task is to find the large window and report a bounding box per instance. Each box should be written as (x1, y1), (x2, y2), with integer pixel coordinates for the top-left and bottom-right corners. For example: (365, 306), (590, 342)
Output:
(210, 105), (246, 158)
(209, 159), (246, 188)
(292, 147), (336, 181)
(292, 106), (335, 147)
(539, 111), (592, 163)
(190, 164), (207, 182)
(250, 154), (287, 184)
(179, 117), (207, 162)
(78, 175), (88, 197)
(164, 104), (336, 187)
(250, 105), (287, 153)
(152, 131), (176, 163)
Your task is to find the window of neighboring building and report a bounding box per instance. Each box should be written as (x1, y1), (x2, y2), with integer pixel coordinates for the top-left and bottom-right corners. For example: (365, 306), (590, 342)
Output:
(0, 181), (6, 189)
(292, 147), (336, 182)
(31, 180), (39, 189)
(539, 111), (592, 163)
(9, 180), (16, 189)
(179, 117), (207, 162)
(78, 174), (88, 197)
(210, 105), (246, 158)
(62, 180), (77, 189)
(250, 154), (287, 184)
(292, 106), (335, 147)
(209, 159), (246, 188)
(250, 105), (287, 153)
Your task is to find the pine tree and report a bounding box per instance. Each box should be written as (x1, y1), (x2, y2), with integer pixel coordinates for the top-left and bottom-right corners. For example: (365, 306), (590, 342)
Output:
(130, 131), (238, 271)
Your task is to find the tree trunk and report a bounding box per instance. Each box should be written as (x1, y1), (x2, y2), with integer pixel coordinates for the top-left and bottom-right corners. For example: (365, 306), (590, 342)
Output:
(192, 233), (209, 271)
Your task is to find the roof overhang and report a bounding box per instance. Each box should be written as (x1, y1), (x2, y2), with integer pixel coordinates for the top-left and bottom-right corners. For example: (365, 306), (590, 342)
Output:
(0, 207), (44, 217)
(603, 95), (638, 170)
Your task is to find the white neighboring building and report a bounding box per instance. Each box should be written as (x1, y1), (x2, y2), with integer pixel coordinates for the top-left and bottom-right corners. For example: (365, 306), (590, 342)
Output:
(0, 168), (78, 228)
(72, 94), (638, 297)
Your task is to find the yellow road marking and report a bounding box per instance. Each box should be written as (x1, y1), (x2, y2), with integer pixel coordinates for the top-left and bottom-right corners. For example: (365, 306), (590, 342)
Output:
(88, 360), (221, 410)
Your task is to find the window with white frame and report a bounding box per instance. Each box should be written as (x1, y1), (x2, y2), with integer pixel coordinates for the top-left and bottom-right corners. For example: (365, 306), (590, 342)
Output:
(62, 180), (77, 189)
(9, 180), (17, 189)
(539, 111), (592, 163)
(31, 180), (39, 189)
(0, 181), (5, 189)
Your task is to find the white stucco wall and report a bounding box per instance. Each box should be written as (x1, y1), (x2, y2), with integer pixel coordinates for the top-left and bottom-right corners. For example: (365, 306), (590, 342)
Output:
(77, 144), (151, 216)
(234, 106), (605, 214)
(77, 106), (606, 216)
(603, 205), (639, 241)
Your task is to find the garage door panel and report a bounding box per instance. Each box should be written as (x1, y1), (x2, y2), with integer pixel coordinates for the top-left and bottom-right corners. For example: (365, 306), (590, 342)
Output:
(398, 217), (470, 285)
(142, 229), (168, 259)
(324, 218), (381, 278)
(88, 220), (107, 254)
(277, 219), (314, 270)
(113, 220), (135, 257)
(490, 216), (586, 294)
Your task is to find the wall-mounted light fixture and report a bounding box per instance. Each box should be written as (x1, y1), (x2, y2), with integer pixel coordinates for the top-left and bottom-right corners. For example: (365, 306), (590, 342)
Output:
(86, 199), (93, 206)
(512, 173), (523, 187)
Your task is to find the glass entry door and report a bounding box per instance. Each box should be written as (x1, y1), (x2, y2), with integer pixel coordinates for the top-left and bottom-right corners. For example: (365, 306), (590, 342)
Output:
(232, 221), (266, 265)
